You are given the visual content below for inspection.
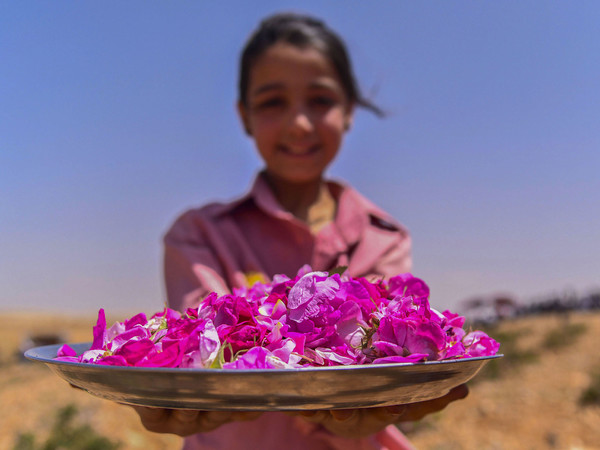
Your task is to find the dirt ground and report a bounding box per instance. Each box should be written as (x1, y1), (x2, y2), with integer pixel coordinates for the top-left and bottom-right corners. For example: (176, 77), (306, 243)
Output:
(1, 311), (599, 449)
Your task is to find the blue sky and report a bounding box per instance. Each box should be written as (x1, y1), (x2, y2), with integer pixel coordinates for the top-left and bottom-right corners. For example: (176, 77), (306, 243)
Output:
(1, 1), (599, 314)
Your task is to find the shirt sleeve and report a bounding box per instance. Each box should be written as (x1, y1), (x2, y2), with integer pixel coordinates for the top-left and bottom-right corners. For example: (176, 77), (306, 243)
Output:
(367, 211), (412, 277)
(348, 213), (413, 280)
(163, 210), (230, 312)
(371, 230), (412, 278)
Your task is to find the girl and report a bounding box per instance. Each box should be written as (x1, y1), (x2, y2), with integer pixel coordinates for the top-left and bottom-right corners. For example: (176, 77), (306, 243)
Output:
(135, 12), (467, 450)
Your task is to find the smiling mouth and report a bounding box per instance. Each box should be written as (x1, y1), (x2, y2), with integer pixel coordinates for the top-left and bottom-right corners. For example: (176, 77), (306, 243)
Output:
(278, 144), (320, 156)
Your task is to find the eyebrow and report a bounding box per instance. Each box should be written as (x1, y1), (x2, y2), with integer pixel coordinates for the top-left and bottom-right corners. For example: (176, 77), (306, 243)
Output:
(309, 80), (341, 91)
(251, 82), (285, 97)
(251, 80), (341, 97)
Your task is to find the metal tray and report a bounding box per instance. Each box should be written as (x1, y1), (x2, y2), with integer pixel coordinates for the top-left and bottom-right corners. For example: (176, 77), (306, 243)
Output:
(25, 342), (501, 411)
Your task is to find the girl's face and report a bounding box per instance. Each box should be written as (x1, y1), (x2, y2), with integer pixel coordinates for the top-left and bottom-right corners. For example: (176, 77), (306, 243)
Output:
(238, 43), (354, 184)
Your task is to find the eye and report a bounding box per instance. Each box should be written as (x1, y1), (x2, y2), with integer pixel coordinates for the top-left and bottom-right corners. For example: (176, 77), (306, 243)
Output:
(310, 96), (336, 107)
(253, 97), (286, 111)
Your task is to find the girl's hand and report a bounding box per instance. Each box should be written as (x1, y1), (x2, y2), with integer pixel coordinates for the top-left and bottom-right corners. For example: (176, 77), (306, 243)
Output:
(131, 384), (467, 437)
(132, 406), (262, 436)
(296, 384), (468, 439)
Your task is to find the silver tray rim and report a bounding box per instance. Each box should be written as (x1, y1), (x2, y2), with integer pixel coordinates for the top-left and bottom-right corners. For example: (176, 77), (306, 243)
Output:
(25, 342), (503, 373)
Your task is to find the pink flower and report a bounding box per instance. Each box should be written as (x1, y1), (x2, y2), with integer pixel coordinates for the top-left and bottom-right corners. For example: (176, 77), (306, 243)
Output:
(388, 273), (430, 299)
(57, 344), (77, 357)
(91, 308), (107, 350)
(372, 354), (429, 364)
(179, 320), (221, 368)
(222, 347), (277, 370)
(370, 295), (447, 362)
(54, 268), (500, 369)
(336, 300), (368, 349)
(463, 331), (501, 357)
(287, 271), (340, 323)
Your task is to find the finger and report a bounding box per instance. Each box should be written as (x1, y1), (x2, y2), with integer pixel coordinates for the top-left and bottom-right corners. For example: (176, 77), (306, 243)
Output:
(231, 411), (262, 422)
(133, 406), (169, 422)
(298, 410), (330, 423)
(330, 409), (357, 422)
(355, 405), (407, 425)
(132, 406), (171, 432)
(197, 411), (234, 432)
(385, 405), (407, 417)
(170, 409), (201, 427)
(400, 384), (469, 422)
(166, 411), (232, 436)
(426, 384), (469, 409)
(448, 384), (469, 400)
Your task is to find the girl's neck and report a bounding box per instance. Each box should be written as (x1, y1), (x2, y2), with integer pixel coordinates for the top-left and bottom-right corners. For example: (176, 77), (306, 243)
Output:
(263, 172), (325, 222)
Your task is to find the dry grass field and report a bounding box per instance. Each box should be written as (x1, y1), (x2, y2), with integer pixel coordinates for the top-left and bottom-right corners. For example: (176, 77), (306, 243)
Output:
(1, 311), (599, 449)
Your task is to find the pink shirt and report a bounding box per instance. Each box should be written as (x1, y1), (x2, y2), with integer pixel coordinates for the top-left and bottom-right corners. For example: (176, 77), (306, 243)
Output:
(164, 174), (412, 311)
(163, 174), (414, 450)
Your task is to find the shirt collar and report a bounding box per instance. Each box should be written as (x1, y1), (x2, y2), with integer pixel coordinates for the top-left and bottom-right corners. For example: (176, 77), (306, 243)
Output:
(216, 172), (297, 222)
(217, 172), (377, 247)
(238, 172), (341, 221)
(249, 172), (297, 222)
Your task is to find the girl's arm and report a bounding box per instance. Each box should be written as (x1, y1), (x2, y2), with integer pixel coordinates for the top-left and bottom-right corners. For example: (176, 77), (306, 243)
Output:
(162, 209), (232, 311)
(163, 236), (230, 311)
(133, 211), (261, 436)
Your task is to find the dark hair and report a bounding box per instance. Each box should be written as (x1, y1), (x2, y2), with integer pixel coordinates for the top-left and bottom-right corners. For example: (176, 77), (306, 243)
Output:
(239, 13), (383, 116)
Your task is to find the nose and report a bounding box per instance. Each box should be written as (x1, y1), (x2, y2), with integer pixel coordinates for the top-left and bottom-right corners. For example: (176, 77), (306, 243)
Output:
(287, 106), (314, 136)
